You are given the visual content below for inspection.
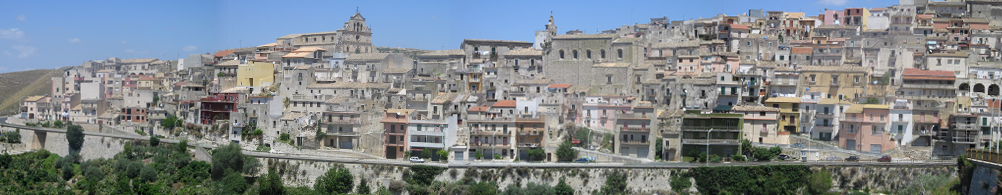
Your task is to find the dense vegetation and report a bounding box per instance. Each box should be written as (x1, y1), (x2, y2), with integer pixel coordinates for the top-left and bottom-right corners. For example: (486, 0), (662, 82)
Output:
(690, 165), (811, 195)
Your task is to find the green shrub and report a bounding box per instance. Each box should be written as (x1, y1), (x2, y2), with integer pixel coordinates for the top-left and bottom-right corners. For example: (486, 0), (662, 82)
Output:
(692, 165), (810, 195)
(602, 170), (628, 195)
(139, 165), (157, 183)
(221, 169), (249, 194)
(3, 131), (20, 143)
(807, 170), (832, 194)
(670, 173), (692, 194)
(279, 133), (290, 141)
(437, 150), (449, 161)
(731, 155), (746, 162)
(66, 125), (85, 152)
(528, 148), (545, 161)
(556, 141), (577, 162)
(314, 165), (354, 194)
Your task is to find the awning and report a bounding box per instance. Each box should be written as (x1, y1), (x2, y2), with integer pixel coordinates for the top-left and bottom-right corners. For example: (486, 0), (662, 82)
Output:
(713, 105), (733, 112)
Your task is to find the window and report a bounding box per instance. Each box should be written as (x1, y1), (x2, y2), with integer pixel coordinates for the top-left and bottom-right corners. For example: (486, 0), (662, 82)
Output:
(573, 50), (578, 59)
(601, 50), (606, 58)
(586, 50), (592, 58)
(760, 112), (766, 116)
(617, 49), (623, 59)
(559, 50), (565, 59)
(854, 76), (860, 83)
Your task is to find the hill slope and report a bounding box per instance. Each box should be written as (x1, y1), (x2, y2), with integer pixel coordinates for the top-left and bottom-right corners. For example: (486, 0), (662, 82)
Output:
(0, 68), (65, 116)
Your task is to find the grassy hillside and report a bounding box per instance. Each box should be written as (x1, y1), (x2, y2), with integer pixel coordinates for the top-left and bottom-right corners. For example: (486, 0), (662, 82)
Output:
(0, 68), (65, 116)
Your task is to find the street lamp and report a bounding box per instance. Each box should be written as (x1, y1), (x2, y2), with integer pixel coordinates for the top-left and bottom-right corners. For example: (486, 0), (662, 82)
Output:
(707, 128), (713, 167)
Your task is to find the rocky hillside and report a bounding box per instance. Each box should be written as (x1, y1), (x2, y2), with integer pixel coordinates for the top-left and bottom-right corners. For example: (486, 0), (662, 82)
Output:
(0, 68), (65, 116)
(376, 47), (431, 60)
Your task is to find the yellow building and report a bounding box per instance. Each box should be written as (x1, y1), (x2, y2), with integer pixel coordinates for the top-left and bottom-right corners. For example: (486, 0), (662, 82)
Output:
(238, 61), (275, 90)
(798, 66), (869, 102)
(764, 96), (801, 132)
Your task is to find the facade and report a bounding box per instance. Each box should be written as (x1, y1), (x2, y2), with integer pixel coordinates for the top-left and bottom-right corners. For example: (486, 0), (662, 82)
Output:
(681, 112), (743, 160)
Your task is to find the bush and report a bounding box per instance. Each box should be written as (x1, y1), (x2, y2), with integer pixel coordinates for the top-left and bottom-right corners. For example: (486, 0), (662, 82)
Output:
(406, 165), (446, 186)
(556, 141), (578, 162)
(388, 180), (406, 192)
(221, 169), (249, 194)
(279, 133), (290, 141)
(3, 131), (19, 143)
(211, 143), (245, 180)
(670, 173), (691, 194)
(807, 170), (832, 194)
(139, 165), (157, 183)
(554, 177), (574, 195)
(357, 177), (371, 194)
(149, 135), (159, 147)
(470, 181), (498, 195)
(53, 120), (63, 128)
(437, 150), (449, 161)
(691, 165), (810, 195)
(422, 149), (432, 159)
(474, 151), (484, 160)
(259, 169), (285, 195)
(731, 155), (746, 162)
(41, 121), (51, 128)
(314, 165), (354, 194)
(494, 153), (502, 160)
(601, 170), (628, 195)
(709, 154), (722, 163)
(66, 125), (85, 152)
(527, 148), (545, 161)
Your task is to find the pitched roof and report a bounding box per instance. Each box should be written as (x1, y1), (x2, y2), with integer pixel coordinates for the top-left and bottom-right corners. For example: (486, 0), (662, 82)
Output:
(346, 53), (390, 61)
(121, 58), (159, 64)
(764, 97), (801, 103)
(468, 106), (489, 112)
(24, 96), (46, 102)
(505, 48), (543, 56)
(902, 68), (956, 81)
(492, 100), (517, 108)
(862, 104), (890, 109)
(791, 47), (813, 54)
(844, 104), (864, 113)
(548, 84), (572, 89)
(213, 50), (236, 58)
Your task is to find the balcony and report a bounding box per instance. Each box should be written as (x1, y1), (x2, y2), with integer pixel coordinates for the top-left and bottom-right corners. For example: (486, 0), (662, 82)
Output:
(952, 123), (979, 131)
(816, 113), (834, 118)
(682, 126), (741, 131)
(470, 129), (509, 136)
(901, 83), (955, 90)
(900, 95), (956, 101)
(323, 118), (361, 125)
(814, 126), (834, 132)
(409, 141), (445, 148)
(621, 126), (649, 132)
(621, 140), (650, 145)
(516, 130), (543, 136)
(470, 142), (509, 147)
(682, 138), (741, 145)
(954, 136), (979, 144)
(325, 131), (359, 136)
(517, 143), (541, 148)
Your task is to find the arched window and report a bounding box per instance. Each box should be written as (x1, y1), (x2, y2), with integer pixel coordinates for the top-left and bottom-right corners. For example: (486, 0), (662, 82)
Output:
(601, 50), (606, 58)
(617, 49), (623, 59)
(586, 50), (592, 59)
(559, 50), (565, 59)
(572, 50), (578, 59)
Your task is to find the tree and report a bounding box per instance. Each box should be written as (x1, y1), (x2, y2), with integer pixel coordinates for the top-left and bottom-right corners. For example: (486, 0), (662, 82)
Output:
(556, 141), (578, 162)
(502, 182), (554, 195)
(807, 170), (832, 194)
(740, 139), (752, 155)
(554, 177), (574, 195)
(314, 165), (354, 194)
(150, 135), (160, 147)
(140, 165), (157, 183)
(212, 143), (245, 180)
(437, 150), (450, 161)
(221, 169), (249, 194)
(475, 151), (484, 160)
(259, 168), (285, 195)
(357, 177), (371, 194)
(161, 115), (179, 130)
(670, 174), (691, 194)
(176, 139), (189, 153)
(422, 149), (432, 159)
(53, 120), (64, 128)
(527, 148), (545, 161)
(655, 137), (664, 160)
(3, 131), (20, 143)
(601, 170), (628, 195)
(470, 181), (498, 195)
(66, 125), (85, 152)
(152, 95), (160, 105)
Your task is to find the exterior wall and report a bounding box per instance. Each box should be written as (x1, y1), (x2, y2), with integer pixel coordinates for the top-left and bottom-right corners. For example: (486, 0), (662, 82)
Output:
(238, 61), (275, 91)
(545, 36), (615, 86)
(739, 111), (783, 144)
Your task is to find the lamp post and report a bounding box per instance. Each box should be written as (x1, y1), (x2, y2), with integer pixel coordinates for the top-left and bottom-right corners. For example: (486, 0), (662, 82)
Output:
(707, 128), (713, 166)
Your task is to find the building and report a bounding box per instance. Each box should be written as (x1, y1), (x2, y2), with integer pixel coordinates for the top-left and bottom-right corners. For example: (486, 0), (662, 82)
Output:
(681, 112), (743, 160)
(276, 12), (375, 55)
(839, 104), (896, 153)
(765, 97), (801, 132)
(381, 109), (416, 159)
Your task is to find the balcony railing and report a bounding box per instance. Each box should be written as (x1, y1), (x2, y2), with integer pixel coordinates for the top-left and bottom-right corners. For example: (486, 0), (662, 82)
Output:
(816, 113), (834, 118)
(471, 142), (509, 147)
(517, 143), (541, 148)
(966, 149), (1002, 164)
(682, 126), (741, 131)
(952, 123), (979, 130)
(814, 126), (834, 132)
(621, 140), (649, 145)
(954, 136), (979, 143)
(621, 127), (649, 132)
(901, 83), (955, 90)
(682, 138), (741, 145)
(323, 118), (361, 125)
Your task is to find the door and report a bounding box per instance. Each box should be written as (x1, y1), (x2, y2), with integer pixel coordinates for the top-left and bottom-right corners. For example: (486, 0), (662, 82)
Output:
(339, 140), (352, 149)
(846, 140), (856, 150)
(870, 144), (882, 154)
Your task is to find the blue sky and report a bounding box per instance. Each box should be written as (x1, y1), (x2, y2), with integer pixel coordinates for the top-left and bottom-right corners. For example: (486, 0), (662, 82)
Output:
(0, 0), (897, 73)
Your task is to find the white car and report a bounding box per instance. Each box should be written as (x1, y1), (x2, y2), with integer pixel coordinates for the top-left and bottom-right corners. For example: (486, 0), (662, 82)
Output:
(409, 157), (425, 163)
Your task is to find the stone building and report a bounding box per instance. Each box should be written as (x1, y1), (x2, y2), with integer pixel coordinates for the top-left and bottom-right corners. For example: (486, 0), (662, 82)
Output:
(277, 12), (375, 55)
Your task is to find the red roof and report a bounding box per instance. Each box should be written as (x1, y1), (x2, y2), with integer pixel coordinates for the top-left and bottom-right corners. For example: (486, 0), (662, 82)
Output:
(730, 24), (750, 30)
(468, 106), (489, 112)
(492, 100), (517, 108)
(213, 49), (236, 58)
(902, 68), (956, 81)
(791, 47), (813, 54)
(548, 84), (572, 89)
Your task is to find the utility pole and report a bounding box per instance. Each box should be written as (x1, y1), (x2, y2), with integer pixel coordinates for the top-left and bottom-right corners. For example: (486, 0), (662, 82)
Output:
(707, 128), (713, 166)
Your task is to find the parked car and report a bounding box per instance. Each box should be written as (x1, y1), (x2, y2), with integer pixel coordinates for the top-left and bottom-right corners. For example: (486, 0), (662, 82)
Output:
(777, 153), (793, 160)
(844, 156), (859, 162)
(574, 157), (590, 163)
(791, 143), (804, 148)
(409, 157), (425, 163)
(878, 155), (892, 162)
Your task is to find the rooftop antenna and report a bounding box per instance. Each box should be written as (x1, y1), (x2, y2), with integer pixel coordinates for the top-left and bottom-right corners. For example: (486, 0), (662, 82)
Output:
(356, 6), (359, 13)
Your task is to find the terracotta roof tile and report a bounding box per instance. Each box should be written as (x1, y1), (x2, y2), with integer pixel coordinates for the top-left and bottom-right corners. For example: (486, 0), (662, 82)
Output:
(492, 100), (517, 108)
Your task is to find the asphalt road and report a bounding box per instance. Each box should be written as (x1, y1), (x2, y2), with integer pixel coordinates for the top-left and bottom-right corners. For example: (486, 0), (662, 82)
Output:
(0, 117), (957, 168)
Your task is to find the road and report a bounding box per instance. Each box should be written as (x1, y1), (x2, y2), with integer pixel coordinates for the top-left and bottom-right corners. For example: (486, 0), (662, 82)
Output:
(0, 117), (957, 168)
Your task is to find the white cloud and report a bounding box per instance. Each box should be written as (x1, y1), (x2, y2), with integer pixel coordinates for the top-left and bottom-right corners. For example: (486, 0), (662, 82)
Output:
(182, 45), (198, 52)
(0, 28), (25, 41)
(17, 14), (25, 22)
(11, 45), (36, 58)
(817, 0), (848, 6)
(68, 38), (81, 44)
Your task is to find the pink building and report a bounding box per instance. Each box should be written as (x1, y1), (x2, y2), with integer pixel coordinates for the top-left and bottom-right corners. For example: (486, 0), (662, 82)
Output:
(820, 10), (845, 26)
(839, 104), (896, 153)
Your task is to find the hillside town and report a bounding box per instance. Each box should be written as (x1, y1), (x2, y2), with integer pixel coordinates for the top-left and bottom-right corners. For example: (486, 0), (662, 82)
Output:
(14, 0), (1002, 164)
